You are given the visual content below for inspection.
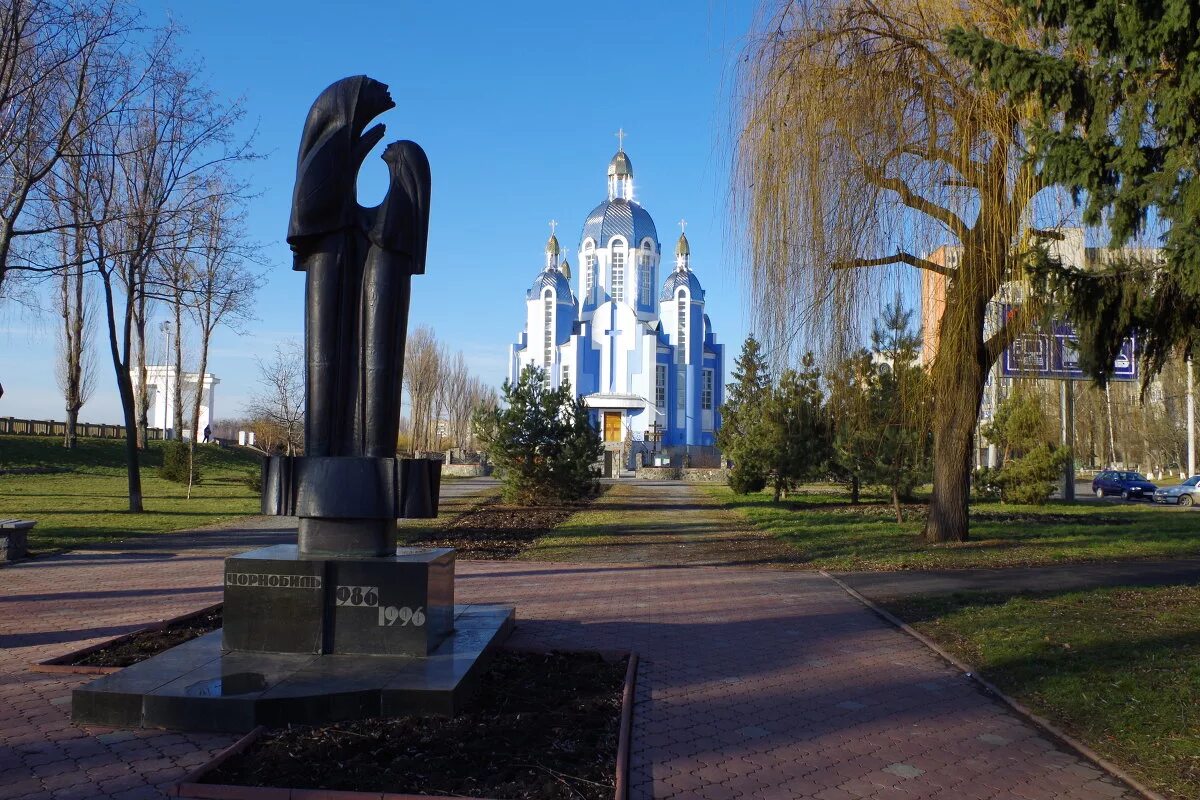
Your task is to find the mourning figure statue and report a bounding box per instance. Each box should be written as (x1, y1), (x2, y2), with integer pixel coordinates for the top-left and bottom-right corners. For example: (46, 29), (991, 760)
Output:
(286, 76), (431, 459)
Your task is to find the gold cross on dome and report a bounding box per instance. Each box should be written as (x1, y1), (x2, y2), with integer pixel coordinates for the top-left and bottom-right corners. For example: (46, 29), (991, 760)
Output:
(615, 127), (626, 151)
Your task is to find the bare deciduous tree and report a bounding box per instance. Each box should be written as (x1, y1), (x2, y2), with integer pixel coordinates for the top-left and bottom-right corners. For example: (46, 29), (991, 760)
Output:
(182, 185), (260, 489)
(404, 325), (443, 452)
(70, 33), (251, 512)
(246, 342), (305, 456)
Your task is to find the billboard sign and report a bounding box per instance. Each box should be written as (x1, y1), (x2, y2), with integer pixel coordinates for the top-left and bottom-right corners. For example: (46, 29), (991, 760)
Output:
(999, 305), (1137, 381)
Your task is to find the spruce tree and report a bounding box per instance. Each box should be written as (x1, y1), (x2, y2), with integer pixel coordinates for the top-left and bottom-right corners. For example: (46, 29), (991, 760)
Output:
(473, 366), (603, 505)
(829, 299), (932, 520)
(947, 2), (1200, 380)
(717, 335), (772, 493)
(763, 354), (832, 501)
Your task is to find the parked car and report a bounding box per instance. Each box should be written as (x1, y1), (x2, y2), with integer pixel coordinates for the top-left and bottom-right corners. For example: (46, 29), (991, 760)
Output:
(1092, 470), (1158, 500)
(1153, 475), (1200, 506)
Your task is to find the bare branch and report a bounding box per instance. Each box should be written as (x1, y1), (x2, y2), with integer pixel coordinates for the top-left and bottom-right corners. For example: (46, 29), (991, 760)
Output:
(832, 251), (954, 277)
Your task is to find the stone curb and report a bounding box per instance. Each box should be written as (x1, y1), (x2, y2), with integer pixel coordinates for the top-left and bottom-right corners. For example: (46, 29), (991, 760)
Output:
(30, 601), (223, 675)
(820, 570), (1168, 800)
(170, 649), (639, 800)
(615, 652), (639, 800)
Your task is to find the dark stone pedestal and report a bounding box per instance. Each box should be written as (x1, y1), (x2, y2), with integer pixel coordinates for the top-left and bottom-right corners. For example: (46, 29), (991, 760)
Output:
(261, 456), (442, 557)
(223, 545), (454, 657)
(72, 604), (515, 732)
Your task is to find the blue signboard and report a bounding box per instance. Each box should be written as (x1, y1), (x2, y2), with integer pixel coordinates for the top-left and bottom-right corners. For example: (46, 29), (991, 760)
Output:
(999, 305), (1137, 381)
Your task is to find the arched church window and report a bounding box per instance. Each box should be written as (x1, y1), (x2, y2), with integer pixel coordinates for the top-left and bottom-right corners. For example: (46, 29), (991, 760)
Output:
(611, 246), (625, 303)
(677, 289), (688, 363)
(639, 242), (653, 304)
(543, 290), (553, 387)
(584, 241), (596, 304)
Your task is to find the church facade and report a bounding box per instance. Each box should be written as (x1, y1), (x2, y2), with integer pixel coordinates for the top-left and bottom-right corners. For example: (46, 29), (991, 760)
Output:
(508, 147), (724, 459)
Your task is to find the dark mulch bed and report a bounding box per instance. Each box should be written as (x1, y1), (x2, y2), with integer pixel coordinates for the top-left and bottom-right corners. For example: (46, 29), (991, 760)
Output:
(408, 500), (581, 559)
(204, 649), (628, 799)
(71, 607), (223, 668)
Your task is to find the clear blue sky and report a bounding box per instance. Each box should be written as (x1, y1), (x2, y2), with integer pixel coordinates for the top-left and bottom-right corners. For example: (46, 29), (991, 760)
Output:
(0, 0), (760, 423)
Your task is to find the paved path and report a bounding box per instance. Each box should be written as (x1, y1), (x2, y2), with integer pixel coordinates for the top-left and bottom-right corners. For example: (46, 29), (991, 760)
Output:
(0, 482), (1138, 800)
(528, 480), (807, 568)
(836, 556), (1200, 602)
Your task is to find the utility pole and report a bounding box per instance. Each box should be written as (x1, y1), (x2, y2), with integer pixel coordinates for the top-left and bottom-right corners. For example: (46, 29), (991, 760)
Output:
(160, 321), (172, 440)
(1060, 380), (1075, 500)
(1105, 383), (1117, 467)
(1188, 355), (1195, 477)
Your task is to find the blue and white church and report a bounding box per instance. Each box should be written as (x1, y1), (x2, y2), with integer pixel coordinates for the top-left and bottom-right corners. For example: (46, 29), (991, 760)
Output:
(508, 145), (724, 460)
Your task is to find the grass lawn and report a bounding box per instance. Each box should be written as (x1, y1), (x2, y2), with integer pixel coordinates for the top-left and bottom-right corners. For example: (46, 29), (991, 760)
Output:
(709, 485), (1200, 570)
(883, 585), (1200, 800)
(0, 435), (261, 553)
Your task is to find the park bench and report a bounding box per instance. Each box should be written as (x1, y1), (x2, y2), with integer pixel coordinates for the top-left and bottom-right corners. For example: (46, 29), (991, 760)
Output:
(0, 519), (35, 562)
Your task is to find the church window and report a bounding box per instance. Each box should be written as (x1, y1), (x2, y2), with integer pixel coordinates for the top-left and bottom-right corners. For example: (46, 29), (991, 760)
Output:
(655, 364), (666, 407)
(639, 249), (652, 305)
(543, 292), (553, 387)
(676, 291), (688, 362)
(676, 365), (687, 415)
(702, 369), (714, 410)
(611, 248), (625, 303)
(584, 242), (596, 303)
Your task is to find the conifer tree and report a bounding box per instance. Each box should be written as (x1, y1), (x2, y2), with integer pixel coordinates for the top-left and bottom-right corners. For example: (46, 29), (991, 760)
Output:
(717, 335), (772, 493)
(947, 2), (1200, 380)
(829, 299), (932, 520)
(763, 354), (832, 501)
(473, 366), (602, 505)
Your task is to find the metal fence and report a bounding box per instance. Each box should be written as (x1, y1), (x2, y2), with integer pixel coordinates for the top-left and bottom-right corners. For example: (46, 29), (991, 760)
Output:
(0, 417), (164, 440)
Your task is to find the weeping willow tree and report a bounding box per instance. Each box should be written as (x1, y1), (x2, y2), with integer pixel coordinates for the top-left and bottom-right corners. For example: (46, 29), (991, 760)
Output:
(735, 0), (1058, 542)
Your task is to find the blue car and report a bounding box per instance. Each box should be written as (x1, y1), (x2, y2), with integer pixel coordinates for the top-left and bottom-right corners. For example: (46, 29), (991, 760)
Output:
(1153, 476), (1200, 506)
(1092, 470), (1158, 500)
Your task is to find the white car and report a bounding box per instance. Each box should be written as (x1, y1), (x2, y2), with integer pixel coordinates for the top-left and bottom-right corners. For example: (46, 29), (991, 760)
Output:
(1153, 476), (1200, 506)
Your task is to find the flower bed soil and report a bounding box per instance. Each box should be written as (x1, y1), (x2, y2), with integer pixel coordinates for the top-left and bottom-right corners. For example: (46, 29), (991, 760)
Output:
(201, 649), (628, 800)
(73, 606), (223, 668)
(406, 500), (581, 559)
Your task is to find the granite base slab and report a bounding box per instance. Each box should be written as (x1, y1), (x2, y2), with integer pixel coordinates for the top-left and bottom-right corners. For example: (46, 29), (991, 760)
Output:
(222, 544), (455, 657)
(72, 604), (514, 732)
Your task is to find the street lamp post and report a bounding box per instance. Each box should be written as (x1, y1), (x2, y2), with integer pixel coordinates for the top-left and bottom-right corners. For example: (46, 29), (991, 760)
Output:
(160, 320), (172, 439)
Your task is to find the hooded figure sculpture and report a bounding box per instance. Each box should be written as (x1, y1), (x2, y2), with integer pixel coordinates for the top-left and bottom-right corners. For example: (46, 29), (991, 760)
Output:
(286, 76), (431, 459)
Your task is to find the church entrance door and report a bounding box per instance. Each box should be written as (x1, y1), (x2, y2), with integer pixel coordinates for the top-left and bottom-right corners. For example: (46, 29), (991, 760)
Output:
(603, 412), (623, 443)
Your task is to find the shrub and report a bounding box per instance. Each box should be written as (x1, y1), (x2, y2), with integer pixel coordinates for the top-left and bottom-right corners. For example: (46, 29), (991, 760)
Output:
(243, 468), (262, 494)
(728, 463), (768, 494)
(972, 466), (1002, 501)
(158, 441), (201, 484)
(995, 445), (1071, 505)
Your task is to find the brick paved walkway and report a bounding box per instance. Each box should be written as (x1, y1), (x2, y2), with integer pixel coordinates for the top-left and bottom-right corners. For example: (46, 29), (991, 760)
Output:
(0, 500), (1139, 798)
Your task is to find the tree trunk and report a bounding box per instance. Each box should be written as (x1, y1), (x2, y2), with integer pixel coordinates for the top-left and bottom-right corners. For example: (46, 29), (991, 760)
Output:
(892, 485), (903, 523)
(923, 290), (988, 543)
(850, 475), (860, 504)
(64, 406), (79, 449)
(100, 272), (144, 513)
(172, 292), (185, 438)
(188, 323), (213, 499)
(118, 371), (144, 512)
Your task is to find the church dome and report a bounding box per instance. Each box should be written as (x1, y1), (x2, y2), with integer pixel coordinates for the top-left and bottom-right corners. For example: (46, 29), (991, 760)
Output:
(661, 267), (705, 302)
(546, 233), (560, 259)
(528, 265), (575, 304)
(675, 232), (690, 257)
(607, 150), (633, 178)
(582, 198), (659, 249)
